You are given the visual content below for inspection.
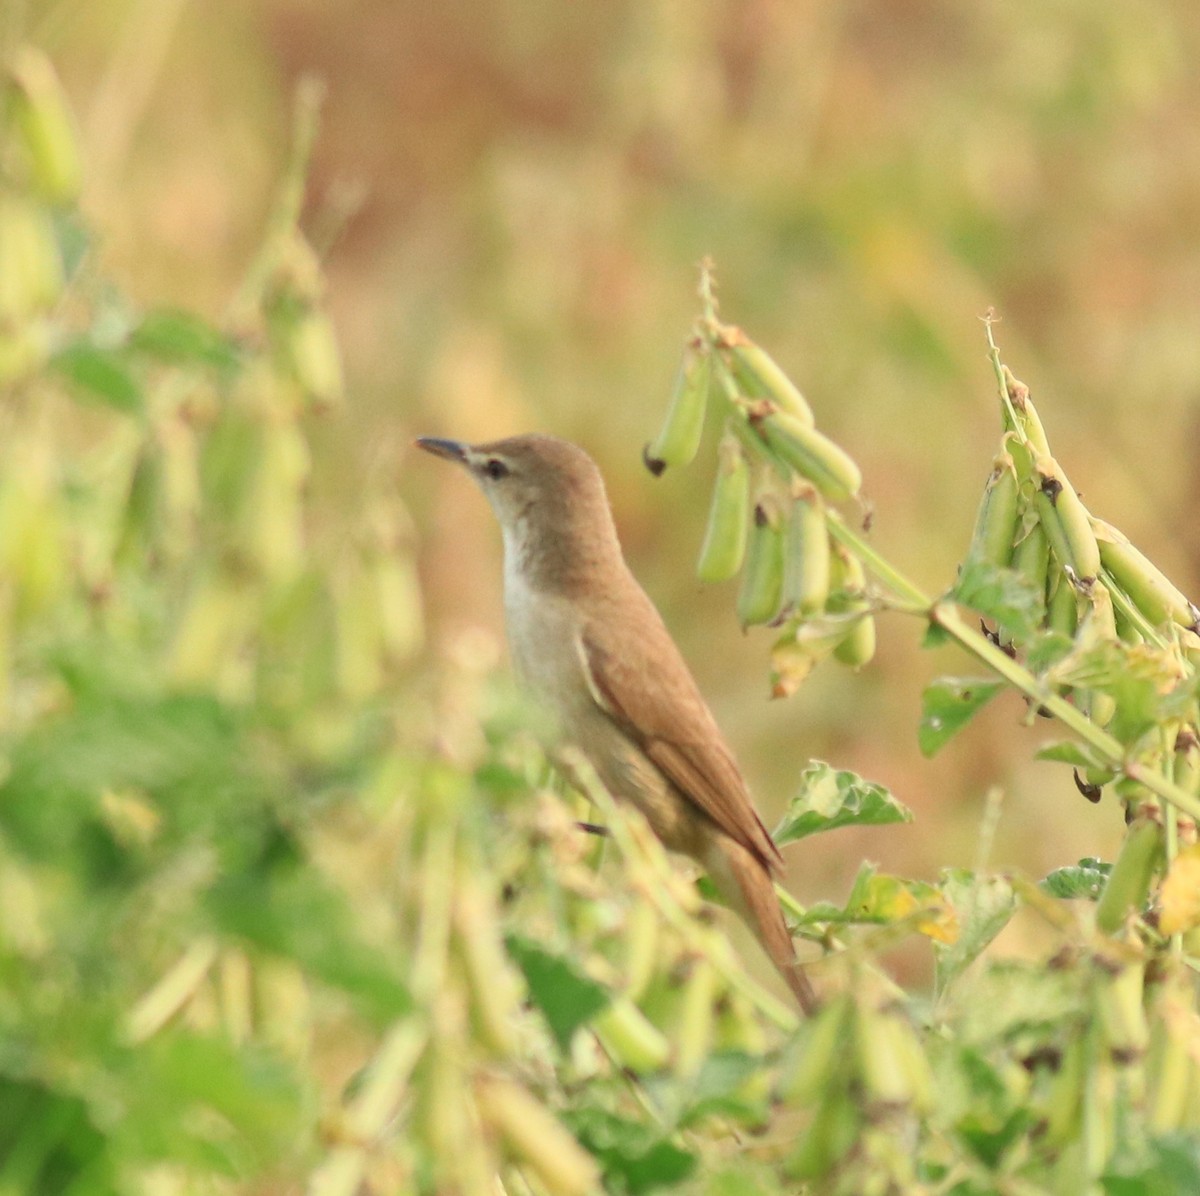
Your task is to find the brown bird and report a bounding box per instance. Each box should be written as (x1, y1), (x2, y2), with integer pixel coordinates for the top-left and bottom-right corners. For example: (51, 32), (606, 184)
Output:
(416, 433), (817, 1012)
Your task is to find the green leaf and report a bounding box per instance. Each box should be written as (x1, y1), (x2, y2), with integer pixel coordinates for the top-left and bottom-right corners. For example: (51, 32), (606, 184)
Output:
(918, 677), (1003, 757)
(0, 1074), (115, 1195)
(51, 341), (143, 413)
(1102, 1132), (1200, 1195)
(130, 308), (241, 372)
(934, 869), (1017, 993)
(950, 560), (1043, 643)
(773, 761), (912, 845)
(1041, 858), (1110, 900)
(565, 1107), (696, 1195)
(505, 935), (610, 1051)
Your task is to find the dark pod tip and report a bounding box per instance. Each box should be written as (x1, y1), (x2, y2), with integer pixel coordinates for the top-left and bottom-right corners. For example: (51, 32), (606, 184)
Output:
(642, 444), (667, 477)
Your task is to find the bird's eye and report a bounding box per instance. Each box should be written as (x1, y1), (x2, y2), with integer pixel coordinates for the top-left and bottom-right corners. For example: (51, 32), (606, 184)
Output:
(483, 458), (509, 480)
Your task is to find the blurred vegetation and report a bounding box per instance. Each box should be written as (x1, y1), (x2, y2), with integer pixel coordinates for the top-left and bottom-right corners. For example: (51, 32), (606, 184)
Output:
(4, 4), (1200, 1193)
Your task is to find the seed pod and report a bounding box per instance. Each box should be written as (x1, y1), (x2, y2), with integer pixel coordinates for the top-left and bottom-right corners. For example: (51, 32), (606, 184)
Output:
(1042, 1033), (1087, 1148)
(696, 433), (749, 582)
(787, 1085), (859, 1183)
(1093, 518), (1197, 631)
(1013, 521), (1051, 597)
(454, 880), (523, 1057)
(0, 192), (64, 320)
(1033, 454), (1100, 583)
(965, 452), (1020, 570)
(592, 996), (671, 1074)
(1147, 990), (1193, 1132)
(1174, 727), (1200, 800)
(1002, 367), (1051, 456)
(621, 901), (661, 1003)
(1046, 568), (1078, 638)
(782, 485), (830, 617)
(855, 1002), (915, 1112)
(5, 47), (82, 202)
(644, 340), (711, 474)
(726, 336), (815, 425)
(1095, 959), (1148, 1065)
(474, 1074), (601, 1196)
(834, 612), (876, 669)
(672, 955), (718, 1080)
(758, 410), (861, 502)
(737, 493), (786, 628)
(778, 994), (850, 1106)
(283, 307), (345, 410)
(1095, 818), (1162, 936)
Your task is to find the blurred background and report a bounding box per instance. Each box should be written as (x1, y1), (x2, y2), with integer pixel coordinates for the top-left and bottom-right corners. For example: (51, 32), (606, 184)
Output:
(20, 0), (1200, 912)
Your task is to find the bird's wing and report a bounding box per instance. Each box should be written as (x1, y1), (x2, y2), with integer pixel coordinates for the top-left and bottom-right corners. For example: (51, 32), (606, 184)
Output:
(579, 613), (783, 872)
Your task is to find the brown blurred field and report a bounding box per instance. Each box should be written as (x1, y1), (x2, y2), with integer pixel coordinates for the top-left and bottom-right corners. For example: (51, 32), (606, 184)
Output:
(28, 0), (1200, 943)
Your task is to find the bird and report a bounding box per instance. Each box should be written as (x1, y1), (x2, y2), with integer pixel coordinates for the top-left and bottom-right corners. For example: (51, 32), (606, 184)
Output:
(415, 432), (817, 1012)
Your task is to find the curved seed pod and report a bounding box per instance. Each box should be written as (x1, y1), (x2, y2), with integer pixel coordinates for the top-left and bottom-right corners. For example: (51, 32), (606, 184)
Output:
(474, 1074), (601, 1196)
(966, 452), (1021, 570)
(1002, 367), (1051, 456)
(855, 1002), (917, 1112)
(787, 1085), (859, 1183)
(757, 410), (861, 502)
(1095, 818), (1162, 936)
(5, 47), (82, 202)
(644, 340), (711, 474)
(1147, 985), (1193, 1132)
(592, 996), (671, 1074)
(0, 192), (63, 320)
(1042, 1033), (1087, 1148)
(737, 494), (786, 628)
(778, 994), (851, 1106)
(621, 901), (661, 1003)
(1013, 521), (1051, 594)
(782, 485), (830, 617)
(1174, 726), (1200, 800)
(1093, 518), (1197, 632)
(1046, 568), (1078, 638)
(1033, 454), (1100, 583)
(726, 337), (815, 425)
(696, 434), (750, 582)
(1095, 959), (1148, 1065)
(834, 611), (876, 669)
(454, 879), (523, 1057)
(672, 955), (718, 1080)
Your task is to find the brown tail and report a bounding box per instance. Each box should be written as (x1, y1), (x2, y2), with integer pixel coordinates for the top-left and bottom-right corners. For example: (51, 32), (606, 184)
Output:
(705, 834), (819, 1015)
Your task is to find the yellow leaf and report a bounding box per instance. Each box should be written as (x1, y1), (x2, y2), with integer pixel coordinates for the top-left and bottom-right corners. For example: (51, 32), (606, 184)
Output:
(1159, 843), (1200, 936)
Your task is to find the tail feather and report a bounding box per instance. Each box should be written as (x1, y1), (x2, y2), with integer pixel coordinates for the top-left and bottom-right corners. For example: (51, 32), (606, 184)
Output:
(706, 834), (819, 1015)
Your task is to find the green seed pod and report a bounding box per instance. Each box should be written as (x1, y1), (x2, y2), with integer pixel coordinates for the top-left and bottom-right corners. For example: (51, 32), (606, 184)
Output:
(1013, 521), (1050, 595)
(855, 1002), (915, 1111)
(1042, 1033), (1087, 1148)
(782, 485), (830, 617)
(1033, 454), (1100, 583)
(454, 879), (523, 1057)
(474, 1074), (601, 1196)
(1174, 727), (1200, 799)
(1147, 988), (1192, 1132)
(5, 47), (82, 202)
(281, 307), (345, 410)
(758, 410), (861, 502)
(644, 340), (711, 474)
(696, 433), (750, 582)
(737, 493), (786, 628)
(966, 451), (1020, 570)
(672, 955), (718, 1080)
(834, 611), (876, 669)
(1095, 959), (1148, 1064)
(1002, 367), (1051, 456)
(778, 994), (850, 1106)
(1095, 818), (1162, 936)
(727, 337), (815, 425)
(1046, 569), (1078, 637)
(0, 191), (64, 320)
(592, 995), (671, 1074)
(621, 900), (661, 1003)
(787, 1085), (859, 1182)
(1093, 518), (1197, 631)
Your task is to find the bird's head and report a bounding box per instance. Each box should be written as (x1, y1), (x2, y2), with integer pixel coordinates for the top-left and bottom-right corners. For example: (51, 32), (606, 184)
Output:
(415, 433), (623, 588)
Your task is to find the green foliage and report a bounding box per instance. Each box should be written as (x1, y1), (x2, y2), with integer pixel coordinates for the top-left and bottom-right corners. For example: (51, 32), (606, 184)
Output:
(5, 40), (1200, 1196)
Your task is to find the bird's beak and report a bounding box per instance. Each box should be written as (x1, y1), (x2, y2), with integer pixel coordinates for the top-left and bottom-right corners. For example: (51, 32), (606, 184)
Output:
(414, 436), (469, 464)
